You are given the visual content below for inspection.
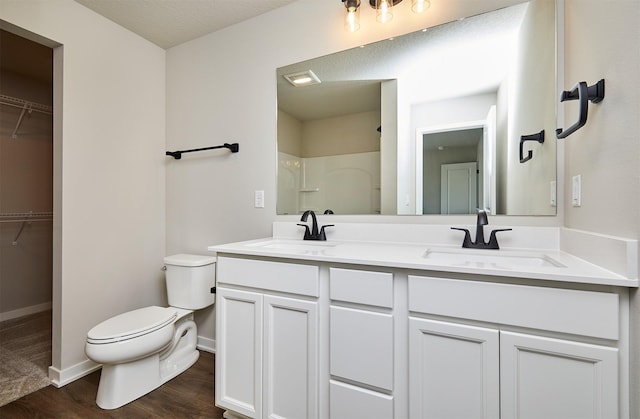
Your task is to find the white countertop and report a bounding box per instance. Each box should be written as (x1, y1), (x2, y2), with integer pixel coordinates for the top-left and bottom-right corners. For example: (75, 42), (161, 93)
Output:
(209, 237), (639, 288)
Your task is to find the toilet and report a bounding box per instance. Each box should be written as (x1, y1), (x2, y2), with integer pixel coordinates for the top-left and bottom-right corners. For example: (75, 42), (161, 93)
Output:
(85, 254), (216, 409)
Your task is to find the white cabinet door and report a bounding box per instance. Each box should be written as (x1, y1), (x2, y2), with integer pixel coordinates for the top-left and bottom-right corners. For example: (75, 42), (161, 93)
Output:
(263, 295), (318, 419)
(215, 287), (263, 418)
(409, 318), (500, 419)
(500, 331), (618, 419)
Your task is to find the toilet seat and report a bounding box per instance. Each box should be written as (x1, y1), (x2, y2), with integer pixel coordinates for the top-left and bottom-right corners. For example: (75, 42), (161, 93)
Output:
(87, 306), (177, 344)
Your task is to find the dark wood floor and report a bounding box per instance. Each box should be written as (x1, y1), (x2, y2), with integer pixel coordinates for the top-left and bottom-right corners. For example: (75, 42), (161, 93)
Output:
(0, 351), (226, 418)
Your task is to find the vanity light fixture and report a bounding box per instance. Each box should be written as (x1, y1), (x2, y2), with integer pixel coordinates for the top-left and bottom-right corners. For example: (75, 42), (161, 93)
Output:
(411, 0), (431, 14)
(343, 0), (361, 32)
(373, 0), (396, 23)
(341, 0), (430, 32)
(283, 70), (321, 87)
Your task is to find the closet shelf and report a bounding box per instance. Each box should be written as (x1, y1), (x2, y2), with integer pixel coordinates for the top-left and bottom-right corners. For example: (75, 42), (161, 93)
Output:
(0, 211), (54, 221)
(0, 94), (53, 139)
(0, 212), (53, 245)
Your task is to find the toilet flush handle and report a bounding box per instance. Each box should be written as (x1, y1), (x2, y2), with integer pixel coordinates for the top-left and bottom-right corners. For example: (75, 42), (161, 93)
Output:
(161, 266), (167, 271)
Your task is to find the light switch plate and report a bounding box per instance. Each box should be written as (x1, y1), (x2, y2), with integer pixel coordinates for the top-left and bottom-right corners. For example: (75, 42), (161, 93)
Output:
(254, 190), (265, 208)
(550, 180), (557, 207)
(572, 175), (581, 207)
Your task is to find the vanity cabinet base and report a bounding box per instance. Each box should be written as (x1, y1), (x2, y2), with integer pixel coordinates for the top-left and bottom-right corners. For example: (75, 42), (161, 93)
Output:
(214, 256), (629, 418)
(215, 257), (319, 419)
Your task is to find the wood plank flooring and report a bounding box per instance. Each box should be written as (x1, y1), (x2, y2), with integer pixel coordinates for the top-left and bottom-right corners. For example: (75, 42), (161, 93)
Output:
(0, 351), (226, 418)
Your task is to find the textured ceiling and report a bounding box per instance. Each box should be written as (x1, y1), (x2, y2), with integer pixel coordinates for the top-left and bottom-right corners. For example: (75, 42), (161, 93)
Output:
(73, 0), (298, 49)
(277, 3), (527, 121)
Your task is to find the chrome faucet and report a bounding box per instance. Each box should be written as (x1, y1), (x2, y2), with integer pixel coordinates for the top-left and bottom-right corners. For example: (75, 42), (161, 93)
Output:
(297, 210), (334, 241)
(451, 209), (511, 250)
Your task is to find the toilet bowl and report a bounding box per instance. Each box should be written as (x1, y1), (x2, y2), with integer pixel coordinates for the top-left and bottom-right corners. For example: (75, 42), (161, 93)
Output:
(85, 254), (215, 409)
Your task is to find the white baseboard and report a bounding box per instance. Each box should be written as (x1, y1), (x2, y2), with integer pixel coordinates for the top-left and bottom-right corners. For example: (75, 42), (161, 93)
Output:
(0, 302), (52, 322)
(49, 359), (101, 388)
(197, 335), (216, 353)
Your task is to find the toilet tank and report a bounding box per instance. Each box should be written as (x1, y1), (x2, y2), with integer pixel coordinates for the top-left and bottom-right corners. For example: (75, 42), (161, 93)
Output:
(163, 254), (216, 310)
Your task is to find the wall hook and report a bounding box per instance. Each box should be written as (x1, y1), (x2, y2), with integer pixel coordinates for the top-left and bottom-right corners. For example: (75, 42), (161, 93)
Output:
(166, 142), (239, 159)
(556, 79), (605, 139)
(519, 130), (545, 163)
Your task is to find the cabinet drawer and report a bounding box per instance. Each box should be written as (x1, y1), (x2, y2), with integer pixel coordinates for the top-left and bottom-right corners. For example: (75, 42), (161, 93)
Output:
(408, 276), (619, 340)
(330, 306), (393, 390)
(330, 268), (393, 307)
(217, 256), (319, 297)
(330, 380), (393, 419)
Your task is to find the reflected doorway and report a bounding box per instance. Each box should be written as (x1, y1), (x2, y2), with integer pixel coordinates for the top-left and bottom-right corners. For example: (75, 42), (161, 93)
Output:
(415, 107), (496, 215)
(441, 161), (478, 214)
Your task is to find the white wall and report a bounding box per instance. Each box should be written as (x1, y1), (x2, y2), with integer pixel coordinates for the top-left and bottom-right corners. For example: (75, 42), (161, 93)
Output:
(0, 0), (166, 384)
(302, 110), (381, 157)
(505, 0), (556, 215)
(562, 1), (640, 416)
(276, 110), (302, 156)
(563, 0), (640, 239)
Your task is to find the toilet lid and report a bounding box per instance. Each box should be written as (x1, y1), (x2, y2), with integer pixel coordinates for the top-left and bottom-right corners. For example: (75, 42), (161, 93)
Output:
(164, 253), (216, 267)
(87, 306), (177, 344)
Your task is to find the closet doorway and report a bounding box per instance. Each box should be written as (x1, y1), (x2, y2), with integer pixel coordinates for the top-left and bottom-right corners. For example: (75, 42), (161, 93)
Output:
(0, 28), (54, 405)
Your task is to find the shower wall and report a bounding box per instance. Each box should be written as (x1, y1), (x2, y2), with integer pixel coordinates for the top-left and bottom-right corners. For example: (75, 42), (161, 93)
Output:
(0, 30), (53, 321)
(278, 151), (381, 215)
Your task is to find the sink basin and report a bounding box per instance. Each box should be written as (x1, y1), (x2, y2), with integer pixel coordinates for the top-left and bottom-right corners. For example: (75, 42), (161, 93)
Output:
(246, 239), (338, 253)
(422, 248), (566, 269)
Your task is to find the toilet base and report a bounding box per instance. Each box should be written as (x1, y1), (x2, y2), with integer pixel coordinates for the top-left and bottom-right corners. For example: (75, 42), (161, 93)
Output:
(96, 353), (163, 409)
(96, 349), (200, 409)
(95, 317), (199, 409)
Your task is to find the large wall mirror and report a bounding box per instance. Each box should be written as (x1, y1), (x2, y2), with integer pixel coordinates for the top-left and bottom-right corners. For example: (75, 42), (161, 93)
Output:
(277, 0), (557, 216)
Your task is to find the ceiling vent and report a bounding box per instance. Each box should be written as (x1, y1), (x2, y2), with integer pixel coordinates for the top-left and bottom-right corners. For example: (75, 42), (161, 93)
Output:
(283, 70), (321, 87)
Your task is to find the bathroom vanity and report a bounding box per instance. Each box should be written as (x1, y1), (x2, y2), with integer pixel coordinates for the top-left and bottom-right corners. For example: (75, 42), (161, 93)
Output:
(209, 223), (637, 419)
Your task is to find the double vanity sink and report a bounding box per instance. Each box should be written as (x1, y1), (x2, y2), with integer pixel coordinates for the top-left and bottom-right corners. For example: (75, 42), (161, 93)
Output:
(230, 235), (629, 286)
(211, 223), (636, 419)
(248, 237), (562, 267)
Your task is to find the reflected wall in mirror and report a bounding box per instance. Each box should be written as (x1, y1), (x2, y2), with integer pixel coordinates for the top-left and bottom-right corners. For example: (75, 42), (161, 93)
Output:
(277, 0), (557, 216)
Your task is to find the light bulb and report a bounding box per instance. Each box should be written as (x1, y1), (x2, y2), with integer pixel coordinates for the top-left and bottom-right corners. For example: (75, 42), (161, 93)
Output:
(412, 0), (430, 13)
(343, 0), (361, 32)
(376, 0), (393, 23)
(293, 76), (312, 85)
(345, 6), (360, 32)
